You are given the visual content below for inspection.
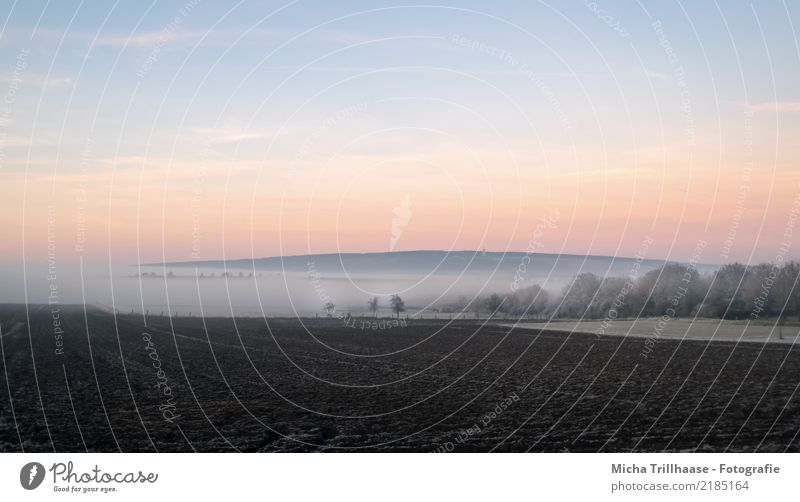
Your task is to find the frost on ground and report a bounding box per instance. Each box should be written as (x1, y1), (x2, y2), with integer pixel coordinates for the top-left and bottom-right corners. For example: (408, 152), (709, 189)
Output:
(504, 319), (798, 344)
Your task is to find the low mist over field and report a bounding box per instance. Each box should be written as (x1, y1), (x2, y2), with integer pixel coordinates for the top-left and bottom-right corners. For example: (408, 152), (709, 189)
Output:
(0, 250), (709, 317)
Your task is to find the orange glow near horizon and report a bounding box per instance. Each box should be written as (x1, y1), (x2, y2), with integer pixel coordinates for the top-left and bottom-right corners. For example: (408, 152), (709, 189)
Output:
(3, 137), (800, 266)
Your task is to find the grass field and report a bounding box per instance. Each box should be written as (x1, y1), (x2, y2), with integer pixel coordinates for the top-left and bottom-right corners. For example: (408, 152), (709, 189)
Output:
(1, 304), (799, 452)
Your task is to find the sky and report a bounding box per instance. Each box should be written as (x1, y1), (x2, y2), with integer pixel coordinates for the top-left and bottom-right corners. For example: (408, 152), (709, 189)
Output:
(1, 0), (799, 267)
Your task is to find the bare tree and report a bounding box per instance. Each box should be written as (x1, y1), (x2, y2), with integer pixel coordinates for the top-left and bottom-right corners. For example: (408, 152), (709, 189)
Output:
(506, 285), (549, 317)
(390, 294), (405, 319)
(555, 272), (601, 318)
(471, 297), (481, 319)
(775, 261), (800, 320)
(368, 296), (379, 318)
(702, 263), (749, 319)
(484, 293), (504, 318)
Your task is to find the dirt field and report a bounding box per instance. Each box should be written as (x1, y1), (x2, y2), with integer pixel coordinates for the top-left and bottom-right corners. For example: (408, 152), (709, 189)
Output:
(1, 304), (798, 452)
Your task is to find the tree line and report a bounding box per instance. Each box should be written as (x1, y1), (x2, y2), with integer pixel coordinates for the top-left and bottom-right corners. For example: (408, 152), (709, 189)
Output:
(440, 262), (800, 321)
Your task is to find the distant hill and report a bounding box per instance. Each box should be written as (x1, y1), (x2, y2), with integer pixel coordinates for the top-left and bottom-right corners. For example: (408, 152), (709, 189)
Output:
(146, 250), (718, 278)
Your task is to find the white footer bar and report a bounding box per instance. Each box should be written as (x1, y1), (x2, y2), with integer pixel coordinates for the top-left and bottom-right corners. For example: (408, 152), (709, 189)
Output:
(0, 453), (795, 501)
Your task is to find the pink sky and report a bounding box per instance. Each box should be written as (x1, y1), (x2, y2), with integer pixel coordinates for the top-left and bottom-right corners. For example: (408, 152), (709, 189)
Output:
(3, 125), (799, 267)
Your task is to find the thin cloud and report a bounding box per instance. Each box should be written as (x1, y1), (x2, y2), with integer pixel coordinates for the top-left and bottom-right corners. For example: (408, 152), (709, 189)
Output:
(0, 24), (371, 51)
(92, 27), (371, 50)
(0, 75), (73, 90)
(44, 77), (73, 89)
(640, 68), (671, 81)
(745, 101), (800, 113)
(0, 135), (40, 148)
(94, 29), (210, 48)
(187, 126), (292, 145)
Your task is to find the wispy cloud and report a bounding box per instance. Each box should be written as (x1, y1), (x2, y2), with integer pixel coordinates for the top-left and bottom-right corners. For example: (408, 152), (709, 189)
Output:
(92, 27), (370, 50)
(640, 68), (671, 81)
(43, 77), (73, 89)
(187, 126), (291, 145)
(0, 135), (39, 148)
(745, 101), (800, 113)
(0, 75), (73, 90)
(2, 24), (371, 51)
(94, 29), (210, 48)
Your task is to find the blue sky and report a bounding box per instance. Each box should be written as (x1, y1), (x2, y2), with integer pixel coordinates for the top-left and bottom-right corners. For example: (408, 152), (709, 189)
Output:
(2, 0), (796, 155)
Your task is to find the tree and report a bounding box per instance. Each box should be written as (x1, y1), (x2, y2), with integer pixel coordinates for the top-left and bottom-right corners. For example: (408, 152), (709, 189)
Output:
(643, 264), (706, 318)
(484, 293), (505, 318)
(774, 261), (800, 321)
(368, 296), (379, 318)
(554, 272), (601, 318)
(702, 263), (749, 319)
(506, 284), (549, 317)
(390, 294), (405, 319)
(743, 263), (776, 316)
(324, 302), (335, 317)
(592, 277), (633, 319)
